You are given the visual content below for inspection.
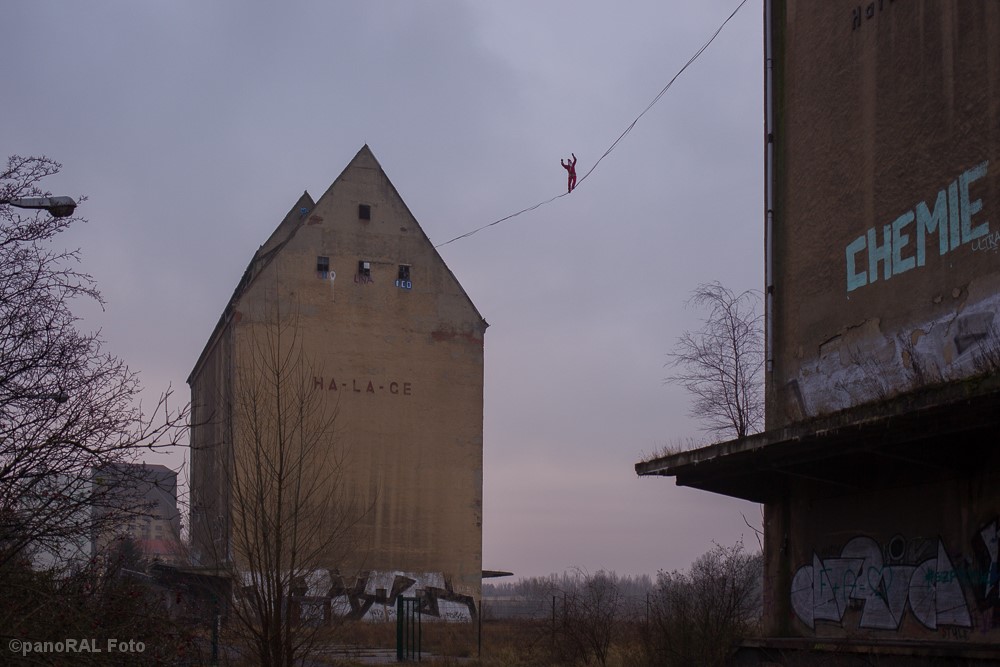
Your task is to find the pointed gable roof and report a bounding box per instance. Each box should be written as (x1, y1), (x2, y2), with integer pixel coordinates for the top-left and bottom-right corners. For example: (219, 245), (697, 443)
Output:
(309, 145), (486, 327)
(187, 191), (314, 384)
(188, 145), (485, 384)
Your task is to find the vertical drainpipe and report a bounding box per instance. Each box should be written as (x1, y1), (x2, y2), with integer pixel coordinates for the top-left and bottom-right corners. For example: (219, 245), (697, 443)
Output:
(764, 0), (775, 376)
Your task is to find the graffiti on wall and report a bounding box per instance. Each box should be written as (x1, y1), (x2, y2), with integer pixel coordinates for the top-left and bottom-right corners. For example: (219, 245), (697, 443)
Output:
(322, 570), (476, 622)
(792, 294), (1000, 418)
(972, 230), (1000, 254)
(844, 160), (990, 293)
(978, 519), (1000, 605)
(785, 158), (996, 420)
(788, 529), (1000, 632)
(791, 520), (1000, 634)
(851, 1), (899, 32)
(791, 536), (970, 631)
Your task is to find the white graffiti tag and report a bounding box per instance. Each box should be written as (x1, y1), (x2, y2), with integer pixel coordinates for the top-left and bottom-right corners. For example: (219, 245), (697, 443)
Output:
(791, 537), (971, 631)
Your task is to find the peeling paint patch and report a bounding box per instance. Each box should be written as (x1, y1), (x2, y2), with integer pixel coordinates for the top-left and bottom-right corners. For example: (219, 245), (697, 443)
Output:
(793, 292), (1000, 417)
(955, 312), (995, 354)
(307, 215), (324, 225)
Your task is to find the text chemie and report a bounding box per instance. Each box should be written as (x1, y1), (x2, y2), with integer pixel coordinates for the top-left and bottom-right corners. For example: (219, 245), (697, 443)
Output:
(845, 161), (990, 292)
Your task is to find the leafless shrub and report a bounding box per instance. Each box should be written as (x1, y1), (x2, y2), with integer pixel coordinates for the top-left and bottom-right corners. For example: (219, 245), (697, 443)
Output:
(641, 540), (762, 667)
(836, 346), (893, 405)
(556, 570), (630, 666)
(898, 334), (944, 390)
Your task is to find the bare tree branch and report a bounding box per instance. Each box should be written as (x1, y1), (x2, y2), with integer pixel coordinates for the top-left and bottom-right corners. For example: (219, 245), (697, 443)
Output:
(201, 297), (373, 667)
(0, 156), (188, 571)
(665, 282), (764, 440)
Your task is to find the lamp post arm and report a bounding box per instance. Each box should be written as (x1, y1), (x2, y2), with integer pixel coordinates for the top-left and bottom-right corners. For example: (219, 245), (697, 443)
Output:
(1, 196), (77, 218)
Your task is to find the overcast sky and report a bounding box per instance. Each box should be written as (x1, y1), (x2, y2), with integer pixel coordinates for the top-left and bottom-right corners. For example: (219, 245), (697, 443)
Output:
(2, 1), (763, 580)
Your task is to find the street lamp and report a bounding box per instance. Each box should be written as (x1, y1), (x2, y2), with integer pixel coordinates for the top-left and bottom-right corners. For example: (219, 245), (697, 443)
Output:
(2, 196), (77, 218)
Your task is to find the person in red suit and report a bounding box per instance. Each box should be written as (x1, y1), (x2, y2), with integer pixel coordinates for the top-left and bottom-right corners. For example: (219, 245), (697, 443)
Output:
(561, 153), (577, 193)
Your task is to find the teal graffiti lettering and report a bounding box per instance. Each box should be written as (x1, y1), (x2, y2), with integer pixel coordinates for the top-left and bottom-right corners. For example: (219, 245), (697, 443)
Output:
(846, 235), (867, 291)
(891, 211), (916, 275)
(949, 179), (962, 251)
(844, 160), (990, 292)
(819, 567), (831, 593)
(867, 224), (893, 283)
(916, 189), (948, 266)
(960, 161), (990, 243)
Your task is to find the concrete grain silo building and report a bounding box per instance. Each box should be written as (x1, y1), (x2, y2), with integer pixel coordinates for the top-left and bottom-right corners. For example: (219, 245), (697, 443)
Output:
(189, 146), (486, 620)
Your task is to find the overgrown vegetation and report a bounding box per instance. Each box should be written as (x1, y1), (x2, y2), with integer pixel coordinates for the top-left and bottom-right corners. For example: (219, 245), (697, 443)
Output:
(1, 538), (203, 665)
(475, 542), (762, 667)
(640, 540), (762, 667)
(0, 156), (190, 664)
(0, 156), (186, 572)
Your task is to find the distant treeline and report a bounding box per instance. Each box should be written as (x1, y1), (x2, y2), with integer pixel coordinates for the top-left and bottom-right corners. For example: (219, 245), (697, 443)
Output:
(483, 570), (655, 601)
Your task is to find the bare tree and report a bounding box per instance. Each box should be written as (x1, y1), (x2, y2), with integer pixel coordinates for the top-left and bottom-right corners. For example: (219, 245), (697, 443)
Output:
(0, 155), (186, 571)
(558, 570), (630, 666)
(642, 540), (762, 667)
(216, 304), (371, 667)
(665, 282), (764, 440)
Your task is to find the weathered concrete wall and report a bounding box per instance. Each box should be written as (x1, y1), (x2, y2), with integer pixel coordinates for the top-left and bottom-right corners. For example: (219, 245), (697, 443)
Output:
(189, 318), (232, 565)
(190, 146), (485, 609)
(769, 0), (1000, 428)
(761, 1), (1000, 651)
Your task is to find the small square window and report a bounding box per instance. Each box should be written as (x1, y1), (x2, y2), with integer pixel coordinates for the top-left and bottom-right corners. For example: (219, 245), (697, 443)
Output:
(358, 204), (371, 220)
(396, 265), (412, 290)
(316, 256), (329, 278)
(358, 260), (371, 277)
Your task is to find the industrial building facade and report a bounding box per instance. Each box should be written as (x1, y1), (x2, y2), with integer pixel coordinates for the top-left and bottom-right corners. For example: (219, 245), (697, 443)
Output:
(638, 2), (1000, 662)
(189, 146), (487, 620)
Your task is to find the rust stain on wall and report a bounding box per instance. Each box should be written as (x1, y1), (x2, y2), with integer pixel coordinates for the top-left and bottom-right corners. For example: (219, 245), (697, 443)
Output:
(431, 328), (483, 347)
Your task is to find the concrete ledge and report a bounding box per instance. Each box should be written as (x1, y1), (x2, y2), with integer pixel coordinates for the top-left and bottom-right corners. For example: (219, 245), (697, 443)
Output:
(635, 374), (1000, 502)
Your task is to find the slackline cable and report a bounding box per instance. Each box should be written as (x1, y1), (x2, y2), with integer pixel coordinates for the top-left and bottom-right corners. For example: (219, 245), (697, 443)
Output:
(435, 0), (750, 249)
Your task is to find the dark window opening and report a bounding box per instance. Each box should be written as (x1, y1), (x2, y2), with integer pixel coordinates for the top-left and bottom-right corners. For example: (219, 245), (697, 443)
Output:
(316, 256), (329, 278)
(396, 265), (412, 289)
(358, 204), (371, 220)
(358, 260), (371, 277)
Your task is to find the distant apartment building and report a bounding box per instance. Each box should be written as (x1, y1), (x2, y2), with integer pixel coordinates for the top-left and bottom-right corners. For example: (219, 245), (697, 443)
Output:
(93, 463), (183, 565)
(188, 146), (487, 620)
